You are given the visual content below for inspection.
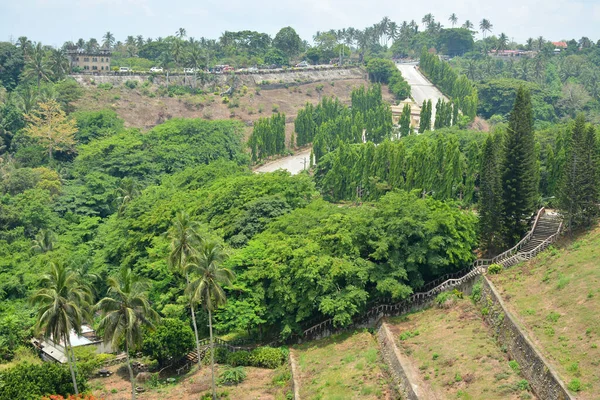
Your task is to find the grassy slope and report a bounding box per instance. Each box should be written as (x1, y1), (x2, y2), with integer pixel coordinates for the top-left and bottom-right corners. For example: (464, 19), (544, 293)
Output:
(491, 226), (600, 398)
(388, 300), (536, 400)
(294, 330), (395, 400)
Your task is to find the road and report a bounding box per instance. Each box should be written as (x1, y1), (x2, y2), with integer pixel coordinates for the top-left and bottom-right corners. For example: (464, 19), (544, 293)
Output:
(254, 148), (312, 175)
(396, 63), (448, 126)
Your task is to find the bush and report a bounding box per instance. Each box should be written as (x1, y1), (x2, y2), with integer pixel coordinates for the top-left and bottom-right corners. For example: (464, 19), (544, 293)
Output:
(508, 360), (520, 374)
(567, 379), (582, 392)
(226, 350), (251, 367)
(0, 362), (87, 399)
(219, 366), (247, 385)
(517, 379), (530, 391)
(142, 318), (195, 367)
(125, 80), (138, 89)
(97, 83), (113, 90)
(471, 282), (482, 303)
(202, 346), (230, 365)
(488, 264), (503, 274)
(250, 347), (287, 369)
(399, 330), (420, 341)
(272, 104), (280, 113)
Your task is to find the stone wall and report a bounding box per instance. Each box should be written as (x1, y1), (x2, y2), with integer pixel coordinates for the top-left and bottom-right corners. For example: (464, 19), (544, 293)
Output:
(376, 323), (420, 399)
(478, 277), (573, 400)
(70, 67), (365, 88)
(288, 350), (301, 400)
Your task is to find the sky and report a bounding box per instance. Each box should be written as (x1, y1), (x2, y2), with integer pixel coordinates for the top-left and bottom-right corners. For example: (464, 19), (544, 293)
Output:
(1, 0), (600, 47)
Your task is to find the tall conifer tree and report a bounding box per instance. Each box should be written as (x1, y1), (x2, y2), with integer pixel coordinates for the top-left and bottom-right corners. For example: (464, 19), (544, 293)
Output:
(501, 87), (537, 245)
(479, 135), (503, 254)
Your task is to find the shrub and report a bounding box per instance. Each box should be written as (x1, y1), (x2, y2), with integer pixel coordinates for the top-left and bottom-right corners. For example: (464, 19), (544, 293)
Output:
(202, 346), (230, 365)
(226, 350), (251, 367)
(219, 366), (247, 385)
(250, 347), (287, 369)
(508, 360), (520, 374)
(97, 83), (113, 90)
(272, 104), (280, 112)
(222, 96), (230, 104)
(0, 362), (87, 399)
(272, 366), (291, 386)
(399, 330), (420, 341)
(517, 379), (530, 391)
(488, 264), (503, 274)
(125, 80), (138, 89)
(567, 379), (582, 392)
(142, 318), (195, 367)
(471, 282), (482, 303)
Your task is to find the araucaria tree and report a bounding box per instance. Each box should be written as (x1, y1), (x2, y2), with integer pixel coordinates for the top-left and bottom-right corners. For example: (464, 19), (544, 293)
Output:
(478, 135), (504, 254)
(31, 262), (93, 396)
(24, 100), (77, 161)
(96, 268), (159, 400)
(186, 242), (234, 400)
(501, 86), (538, 245)
(558, 114), (599, 230)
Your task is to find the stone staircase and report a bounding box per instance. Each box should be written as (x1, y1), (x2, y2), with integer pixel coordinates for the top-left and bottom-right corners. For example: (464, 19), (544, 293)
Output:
(518, 213), (562, 254)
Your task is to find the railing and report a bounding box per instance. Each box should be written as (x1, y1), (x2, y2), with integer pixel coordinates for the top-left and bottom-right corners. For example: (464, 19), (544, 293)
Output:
(301, 208), (559, 341)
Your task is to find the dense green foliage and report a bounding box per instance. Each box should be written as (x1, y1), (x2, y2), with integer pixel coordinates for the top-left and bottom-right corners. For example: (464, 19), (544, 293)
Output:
(0, 362), (87, 399)
(142, 318), (196, 367)
(365, 58), (411, 99)
(315, 129), (484, 203)
(219, 191), (477, 336)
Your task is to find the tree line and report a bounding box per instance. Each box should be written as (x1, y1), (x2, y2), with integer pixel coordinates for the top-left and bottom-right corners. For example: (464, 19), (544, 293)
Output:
(248, 112), (286, 162)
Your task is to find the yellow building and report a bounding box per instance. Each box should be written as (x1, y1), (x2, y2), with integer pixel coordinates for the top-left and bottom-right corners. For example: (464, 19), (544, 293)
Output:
(68, 49), (111, 72)
(391, 98), (421, 131)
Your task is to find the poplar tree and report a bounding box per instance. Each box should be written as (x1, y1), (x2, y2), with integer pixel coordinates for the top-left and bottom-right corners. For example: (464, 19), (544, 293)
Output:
(399, 104), (411, 136)
(501, 87), (538, 245)
(479, 135), (503, 254)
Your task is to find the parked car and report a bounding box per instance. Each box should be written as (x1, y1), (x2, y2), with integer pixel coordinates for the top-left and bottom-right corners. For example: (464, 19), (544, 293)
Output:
(150, 67), (163, 73)
(222, 66), (235, 72)
(183, 68), (195, 74)
(119, 67), (130, 72)
(295, 61), (309, 68)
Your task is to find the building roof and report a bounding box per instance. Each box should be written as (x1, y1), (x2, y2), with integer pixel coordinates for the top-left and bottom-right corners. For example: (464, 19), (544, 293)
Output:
(31, 325), (102, 363)
(552, 41), (568, 48)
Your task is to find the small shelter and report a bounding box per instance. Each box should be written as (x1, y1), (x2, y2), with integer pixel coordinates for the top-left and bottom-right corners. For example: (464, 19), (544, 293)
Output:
(31, 325), (112, 363)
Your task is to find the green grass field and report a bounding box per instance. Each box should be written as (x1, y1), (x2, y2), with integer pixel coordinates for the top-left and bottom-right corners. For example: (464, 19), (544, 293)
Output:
(490, 226), (600, 399)
(294, 330), (395, 400)
(388, 298), (535, 400)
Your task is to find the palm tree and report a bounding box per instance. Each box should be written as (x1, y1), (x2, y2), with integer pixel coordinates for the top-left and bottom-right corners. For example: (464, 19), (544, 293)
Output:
(31, 262), (92, 396)
(115, 177), (140, 217)
(96, 268), (158, 400)
(86, 38), (99, 53)
(16, 36), (32, 56)
(387, 21), (398, 43)
(479, 19), (493, 39)
(47, 48), (70, 80)
(166, 211), (204, 370)
(422, 13), (434, 29)
(449, 13), (458, 28)
(462, 20), (474, 30)
(186, 242), (234, 400)
(76, 38), (85, 49)
(22, 42), (50, 90)
(537, 36), (545, 51)
(31, 229), (55, 253)
(102, 32), (115, 49)
(526, 37), (534, 51)
(176, 28), (187, 39)
(135, 35), (145, 48)
(497, 33), (509, 52)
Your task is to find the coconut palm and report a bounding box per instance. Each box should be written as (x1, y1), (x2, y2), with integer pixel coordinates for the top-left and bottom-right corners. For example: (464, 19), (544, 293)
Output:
(449, 13), (458, 28)
(31, 262), (93, 396)
(96, 267), (159, 400)
(22, 42), (50, 90)
(31, 229), (55, 253)
(387, 21), (398, 43)
(85, 38), (99, 53)
(526, 37), (534, 51)
(166, 211), (204, 370)
(186, 242), (234, 400)
(135, 35), (144, 48)
(422, 13), (434, 29)
(497, 33), (509, 52)
(114, 177), (140, 217)
(47, 48), (70, 80)
(16, 36), (32, 56)
(176, 28), (187, 39)
(462, 20), (474, 30)
(479, 19), (493, 39)
(102, 32), (115, 49)
(537, 36), (545, 51)
(76, 38), (85, 49)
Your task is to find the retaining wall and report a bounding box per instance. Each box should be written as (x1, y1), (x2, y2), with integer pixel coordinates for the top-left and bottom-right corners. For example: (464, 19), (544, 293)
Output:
(478, 277), (573, 400)
(70, 67), (365, 88)
(376, 323), (421, 399)
(288, 350), (301, 400)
